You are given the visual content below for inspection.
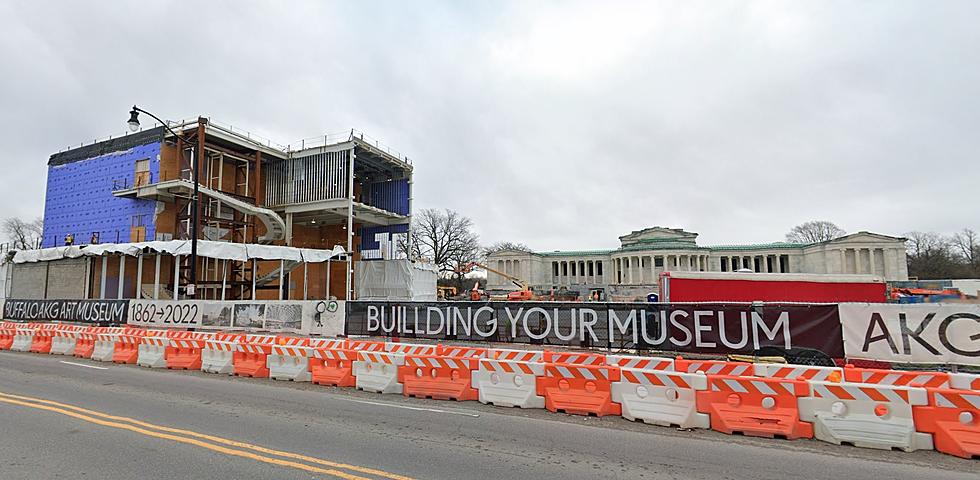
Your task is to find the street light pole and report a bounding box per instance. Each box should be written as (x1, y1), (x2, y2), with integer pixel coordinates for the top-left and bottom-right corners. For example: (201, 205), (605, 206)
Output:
(128, 106), (204, 298)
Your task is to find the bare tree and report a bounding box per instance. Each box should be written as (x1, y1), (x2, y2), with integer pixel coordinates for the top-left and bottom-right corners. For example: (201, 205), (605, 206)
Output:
(403, 208), (481, 279)
(2, 217), (43, 249)
(905, 231), (962, 279)
(951, 228), (978, 272)
(785, 220), (846, 243)
(483, 241), (532, 257)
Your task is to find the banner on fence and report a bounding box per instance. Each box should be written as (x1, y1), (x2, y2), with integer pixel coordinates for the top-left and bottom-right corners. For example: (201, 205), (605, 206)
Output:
(126, 299), (345, 336)
(840, 303), (980, 366)
(2, 299), (129, 324)
(345, 301), (843, 356)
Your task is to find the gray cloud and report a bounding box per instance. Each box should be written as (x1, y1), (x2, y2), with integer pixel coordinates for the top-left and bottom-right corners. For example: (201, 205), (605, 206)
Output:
(1, 1), (977, 250)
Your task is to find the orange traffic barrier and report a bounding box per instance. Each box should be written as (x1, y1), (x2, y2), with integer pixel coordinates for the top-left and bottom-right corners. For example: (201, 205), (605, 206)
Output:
(439, 345), (488, 358)
(28, 324), (58, 354)
(386, 342), (438, 355)
(310, 348), (358, 387)
(537, 364), (621, 416)
(843, 365), (949, 388)
(0, 328), (16, 350)
(348, 340), (385, 352)
(73, 327), (99, 358)
(675, 358), (754, 376)
(112, 331), (146, 364)
(489, 348), (545, 362)
(607, 354), (673, 371)
(309, 338), (347, 350)
(951, 373), (980, 391)
(278, 336), (310, 347)
(544, 351), (605, 365)
(399, 355), (479, 401)
(913, 388), (980, 459)
(696, 375), (812, 439)
(166, 331), (212, 370)
(233, 334), (278, 378)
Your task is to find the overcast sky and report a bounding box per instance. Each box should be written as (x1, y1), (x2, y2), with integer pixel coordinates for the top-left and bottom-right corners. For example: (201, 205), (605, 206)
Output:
(1, 1), (977, 250)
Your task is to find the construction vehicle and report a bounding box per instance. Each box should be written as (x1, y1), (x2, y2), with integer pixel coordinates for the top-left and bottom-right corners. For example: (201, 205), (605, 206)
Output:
(470, 281), (483, 301)
(437, 286), (458, 300)
(458, 262), (534, 301)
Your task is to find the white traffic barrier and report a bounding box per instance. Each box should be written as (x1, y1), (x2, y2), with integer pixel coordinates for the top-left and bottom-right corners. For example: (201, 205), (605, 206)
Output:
(612, 368), (709, 429)
(91, 328), (125, 362)
(137, 335), (169, 368)
(267, 345), (312, 382)
(10, 328), (35, 352)
(607, 355), (673, 371)
(309, 338), (347, 349)
(949, 372), (980, 391)
(472, 359), (545, 408)
(354, 351), (405, 394)
(91, 334), (117, 362)
(753, 364), (843, 382)
(384, 342), (438, 355)
(49, 329), (78, 356)
(202, 335), (241, 374)
(489, 348), (544, 362)
(799, 381), (933, 452)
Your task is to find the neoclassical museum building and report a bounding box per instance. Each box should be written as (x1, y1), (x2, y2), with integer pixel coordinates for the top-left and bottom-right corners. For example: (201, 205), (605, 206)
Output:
(485, 227), (908, 300)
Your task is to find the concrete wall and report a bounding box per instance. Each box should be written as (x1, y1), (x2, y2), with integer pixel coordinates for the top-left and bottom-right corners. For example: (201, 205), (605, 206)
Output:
(8, 258), (87, 299)
(43, 142), (162, 247)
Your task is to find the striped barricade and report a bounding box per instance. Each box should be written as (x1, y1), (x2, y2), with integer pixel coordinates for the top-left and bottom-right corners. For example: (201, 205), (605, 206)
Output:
(843, 365), (949, 389)
(950, 373), (980, 391)
(385, 342), (438, 356)
(137, 331), (170, 368)
(399, 355), (479, 401)
(112, 331), (147, 364)
(696, 375), (812, 439)
(800, 381), (932, 452)
(11, 326), (36, 352)
(309, 338), (348, 350)
(0, 328), (16, 350)
(753, 364), (843, 382)
(607, 355), (673, 371)
(439, 345), (488, 359)
(348, 340), (386, 352)
(202, 334), (244, 374)
(537, 364), (621, 416)
(29, 324), (59, 354)
(166, 332), (213, 370)
(354, 351), (405, 394)
(472, 359), (545, 408)
(489, 348), (545, 363)
(73, 328), (99, 358)
(612, 369), (709, 429)
(268, 344), (312, 382)
(675, 358), (754, 376)
(233, 334), (278, 378)
(49, 327), (80, 355)
(92, 327), (127, 361)
(913, 388), (980, 459)
(310, 348), (358, 387)
(544, 351), (606, 365)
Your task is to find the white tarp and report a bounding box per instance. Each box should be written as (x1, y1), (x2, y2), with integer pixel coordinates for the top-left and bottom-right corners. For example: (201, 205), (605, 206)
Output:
(356, 259), (437, 301)
(245, 244), (304, 262)
(10, 241), (344, 264)
(840, 303), (980, 367)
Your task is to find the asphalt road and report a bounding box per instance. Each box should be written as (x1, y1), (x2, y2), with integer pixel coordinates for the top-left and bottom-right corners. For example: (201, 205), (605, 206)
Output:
(0, 350), (973, 480)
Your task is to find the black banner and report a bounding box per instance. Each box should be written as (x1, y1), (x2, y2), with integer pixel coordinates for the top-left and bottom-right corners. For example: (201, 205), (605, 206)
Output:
(2, 299), (130, 325)
(346, 301), (844, 357)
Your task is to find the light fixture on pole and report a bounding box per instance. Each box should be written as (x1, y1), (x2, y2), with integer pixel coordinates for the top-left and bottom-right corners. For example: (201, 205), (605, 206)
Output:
(126, 105), (202, 298)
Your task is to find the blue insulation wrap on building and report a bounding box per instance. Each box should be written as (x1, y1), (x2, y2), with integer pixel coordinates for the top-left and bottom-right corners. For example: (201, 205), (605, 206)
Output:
(42, 142), (161, 247)
(361, 224), (410, 260)
(366, 179), (410, 215)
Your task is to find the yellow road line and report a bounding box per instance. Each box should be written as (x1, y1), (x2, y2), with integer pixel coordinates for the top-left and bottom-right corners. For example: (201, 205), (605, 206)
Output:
(0, 392), (411, 480)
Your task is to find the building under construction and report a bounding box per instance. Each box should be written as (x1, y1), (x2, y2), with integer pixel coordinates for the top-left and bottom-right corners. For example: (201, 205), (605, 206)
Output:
(36, 116), (413, 301)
